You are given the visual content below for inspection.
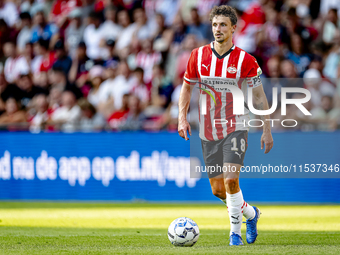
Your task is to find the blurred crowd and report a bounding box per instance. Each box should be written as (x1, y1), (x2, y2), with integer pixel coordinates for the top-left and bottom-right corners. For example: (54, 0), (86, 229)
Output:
(0, 0), (339, 132)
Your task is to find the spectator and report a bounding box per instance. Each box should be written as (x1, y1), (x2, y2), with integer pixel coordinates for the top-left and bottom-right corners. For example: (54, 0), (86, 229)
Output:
(83, 11), (105, 60)
(153, 13), (167, 41)
(50, 0), (82, 28)
(108, 93), (129, 129)
(87, 65), (104, 107)
(49, 66), (83, 99)
(134, 39), (162, 83)
(52, 39), (73, 75)
(262, 56), (282, 104)
(29, 94), (49, 132)
(97, 61), (134, 117)
(0, 0), (338, 132)
(0, 19), (17, 51)
(23, 42), (35, 74)
(95, 60), (118, 117)
(255, 6), (280, 67)
(17, 12), (33, 54)
(166, 82), (182, 131)
(49, 90), (81, 131)
(0, 98), (27, 127)
(36, 39), (56, 73)
(31, 8), (58, 43)
(322, 43), (340, 82)
(150, 64), (174, 110)
(280, 59), (305, 92)
(3, 41), (30, 83)
(0, 0), (19, 27)
(171, 13), (187, 45)
(34, 71), (50, 90)
(152, 14), (174, 53)
(280, 59), (298, 79)
(101, 5), (122, 42)
(130, 67), (150, 108)
(279, 7), (317, 50)
(0, 72), (23, 105)
(118, 95), (146, 130)
(104, 39), (119, 68)
(78, 98), (105, 131)
(16, 73), (47, 109)
(285, 33), (312, 76)
(68, 42), (93, 87)
(174, 34), (197, 82)
(144, 0), (179, 26)
(132, 7), (158, 41)
(323, 8), (339, 44)
(309, 55), (324, 74)
(233, 0), (266, 53)
(308, 95), (340, 131)
(48, 86), (63, 115)
(187, 8), (212, 43)
(115, 9), (138, 50)
(65, 8), (85, 59)
(21, 2), (50, 17)
(303, 68), (335, 107)
(81, 0), (96, 19)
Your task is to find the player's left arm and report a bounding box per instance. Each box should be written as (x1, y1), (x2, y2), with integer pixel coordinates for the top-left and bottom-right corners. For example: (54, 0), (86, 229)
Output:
(252, 84), (274, 154)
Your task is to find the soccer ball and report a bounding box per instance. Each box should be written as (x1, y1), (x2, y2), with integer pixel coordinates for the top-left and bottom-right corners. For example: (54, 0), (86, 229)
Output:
(167, 217), (199, 247)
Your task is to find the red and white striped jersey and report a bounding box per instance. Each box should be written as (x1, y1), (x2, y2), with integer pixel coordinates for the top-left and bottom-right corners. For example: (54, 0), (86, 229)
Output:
(184, 42), (262, 141)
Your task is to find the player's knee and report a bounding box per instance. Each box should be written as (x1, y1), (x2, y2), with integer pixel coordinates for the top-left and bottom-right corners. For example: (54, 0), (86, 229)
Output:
(211, 187), (225, 199)
(225, 178), (238, 191)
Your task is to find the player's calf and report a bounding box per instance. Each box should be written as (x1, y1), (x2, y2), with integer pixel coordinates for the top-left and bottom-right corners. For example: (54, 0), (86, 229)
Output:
(209, 177), (226, 200)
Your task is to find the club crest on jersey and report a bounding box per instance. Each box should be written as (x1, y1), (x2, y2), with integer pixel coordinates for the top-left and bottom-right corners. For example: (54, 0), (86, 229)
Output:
(227, 66), (237, 74)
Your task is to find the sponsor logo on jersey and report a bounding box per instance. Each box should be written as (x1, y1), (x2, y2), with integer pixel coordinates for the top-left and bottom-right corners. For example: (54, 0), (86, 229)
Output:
(227, 66), (237, 74)
(197, 78), (238, 106)
(201, 77), (238, 89)
(202, 64), (210, 71)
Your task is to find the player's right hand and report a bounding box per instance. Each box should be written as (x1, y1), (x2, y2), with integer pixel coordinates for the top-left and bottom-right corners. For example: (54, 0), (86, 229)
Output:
(178, 120), (191, 141)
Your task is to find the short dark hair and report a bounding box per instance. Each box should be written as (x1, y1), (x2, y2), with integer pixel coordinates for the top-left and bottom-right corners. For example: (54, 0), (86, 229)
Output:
(78, 98), (96, 114)
(37, 38), (49, 50)
(20, 12), (31, 20)
(89, 11), (101, 20)
(134, 67), (144, 74)
(209, 5), (238, 25)
(52, 65), (65, 75)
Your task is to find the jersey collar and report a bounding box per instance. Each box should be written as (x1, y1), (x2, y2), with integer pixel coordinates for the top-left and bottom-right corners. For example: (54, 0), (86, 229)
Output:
(210, 42), (235, 60)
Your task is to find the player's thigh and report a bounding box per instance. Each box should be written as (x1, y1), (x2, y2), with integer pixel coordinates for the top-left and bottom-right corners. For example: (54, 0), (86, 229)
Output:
(222, 131), (248, 169)
(201, 139), (224, 178)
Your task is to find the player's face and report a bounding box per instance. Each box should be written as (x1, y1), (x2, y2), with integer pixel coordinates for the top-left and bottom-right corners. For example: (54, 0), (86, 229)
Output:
(212, 15), (236, 43)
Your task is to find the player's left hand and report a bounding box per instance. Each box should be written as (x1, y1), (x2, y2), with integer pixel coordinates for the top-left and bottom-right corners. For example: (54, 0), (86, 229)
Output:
(261, 132), (273, 154)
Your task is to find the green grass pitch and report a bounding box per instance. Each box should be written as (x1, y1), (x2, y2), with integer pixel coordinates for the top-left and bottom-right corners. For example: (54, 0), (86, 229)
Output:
(0, 202), (339, 254)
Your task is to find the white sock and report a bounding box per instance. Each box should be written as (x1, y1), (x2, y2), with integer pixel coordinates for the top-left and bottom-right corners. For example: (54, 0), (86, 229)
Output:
(242, 200), (255, 220)
(226, 190), (243, 236)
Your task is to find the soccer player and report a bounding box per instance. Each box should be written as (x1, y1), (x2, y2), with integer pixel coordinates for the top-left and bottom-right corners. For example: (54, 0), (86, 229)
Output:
(178, 5), (273, 246)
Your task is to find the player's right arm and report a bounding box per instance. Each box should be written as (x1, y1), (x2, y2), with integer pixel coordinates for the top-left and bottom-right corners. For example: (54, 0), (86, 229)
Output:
(178, 48), (199, 140)
(178, 81), (194, 140)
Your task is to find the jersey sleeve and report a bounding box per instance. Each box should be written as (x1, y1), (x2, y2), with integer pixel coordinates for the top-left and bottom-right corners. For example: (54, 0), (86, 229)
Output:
(241, 53), (263, 88)
(183, 49), (199, 85)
